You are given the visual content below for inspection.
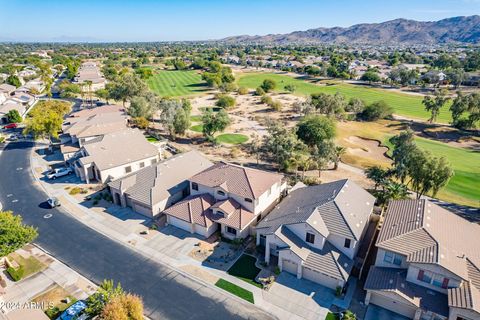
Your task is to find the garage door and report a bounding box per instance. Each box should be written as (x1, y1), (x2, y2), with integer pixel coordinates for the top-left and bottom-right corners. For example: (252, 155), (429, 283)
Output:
(282, 259), (298, 275)
(303, 267), (340, 290)
(370, 292), (416, 319)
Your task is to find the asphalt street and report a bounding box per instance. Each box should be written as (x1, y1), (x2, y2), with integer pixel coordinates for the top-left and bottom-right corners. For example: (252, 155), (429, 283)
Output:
(0, 140), (274, 320)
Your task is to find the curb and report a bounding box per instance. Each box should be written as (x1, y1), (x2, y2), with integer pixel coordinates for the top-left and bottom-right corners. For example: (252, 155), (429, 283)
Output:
(28, 143), (278, 318)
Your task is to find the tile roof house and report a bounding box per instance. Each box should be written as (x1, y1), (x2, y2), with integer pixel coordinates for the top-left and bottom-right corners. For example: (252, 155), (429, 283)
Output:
(364, 199), (480, 320)
(108, 150), (213, 218)
(60, 110), (128, 161)
(163, 162), (286, 239)
(73, 129), (160, 183)
(256, 179), (375, 290)
(73, 61), (106, 90)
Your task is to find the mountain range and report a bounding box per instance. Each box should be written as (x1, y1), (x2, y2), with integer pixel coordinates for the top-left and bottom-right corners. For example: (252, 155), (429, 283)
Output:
(221, 16), (480, 45)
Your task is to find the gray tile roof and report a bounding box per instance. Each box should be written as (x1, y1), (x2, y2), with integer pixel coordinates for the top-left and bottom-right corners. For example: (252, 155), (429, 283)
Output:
(257, 179), (375, 240)
(377, 199), (480, 283)
(276, 226), (353, 281)
(190, 162), (283, 199)
(365, 266), (449, 317)
(108, 150), (213, 207)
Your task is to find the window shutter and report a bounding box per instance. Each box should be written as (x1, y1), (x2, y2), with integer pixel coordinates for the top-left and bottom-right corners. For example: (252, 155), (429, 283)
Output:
(417, 270), (424, 281)
(442, 278), (449, 289)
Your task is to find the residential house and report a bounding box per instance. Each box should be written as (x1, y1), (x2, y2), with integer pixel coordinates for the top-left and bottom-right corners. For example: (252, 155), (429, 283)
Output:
(163, 162), (286, 239)
(0, 84), (16, 96)
(73, 61), (106, 90)
(0, 100), (25, 124)
(108, 150), (213, 218)
(255, 179), (375, 290)
(73, 129), (160, 183)
(364, 199), (480, 320)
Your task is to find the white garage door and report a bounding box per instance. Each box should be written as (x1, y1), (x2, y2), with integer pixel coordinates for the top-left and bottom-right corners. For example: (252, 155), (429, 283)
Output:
(370, 292), (416, 319)
(168, 216), (192, 233)
(303, 267), (340, 290)
(282, 259), (298, 275)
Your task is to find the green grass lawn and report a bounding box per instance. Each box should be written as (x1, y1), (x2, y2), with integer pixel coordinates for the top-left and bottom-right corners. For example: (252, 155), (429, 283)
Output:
(237, 73), (452, 123)
(325, 313), (338, 320)
(190, 115), (202, 122)
(216, 133), (249, 145)
(147, 70), (208, 97)
(227, 254), (262, 288)
(146, 135), (159, 142)
(414, 137), (480, 207)
(190, 124), (203, 132)
(215, 279), (255, 303)
(7, 252), (47, 281)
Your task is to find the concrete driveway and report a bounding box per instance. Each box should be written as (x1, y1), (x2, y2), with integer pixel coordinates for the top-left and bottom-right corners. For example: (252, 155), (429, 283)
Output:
(262, 272), (335, 320)
(364, 304), (411, 320)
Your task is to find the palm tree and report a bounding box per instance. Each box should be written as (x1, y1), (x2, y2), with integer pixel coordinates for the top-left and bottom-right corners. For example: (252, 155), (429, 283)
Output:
(85, 80), (93, 108)
(332, 146), (346, 170)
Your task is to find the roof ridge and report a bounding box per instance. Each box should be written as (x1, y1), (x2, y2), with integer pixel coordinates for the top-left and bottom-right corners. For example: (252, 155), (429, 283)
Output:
(241, 166), (256, 199)
(331, 179), (349, 201)
(328, 248), (348, 281)
(331, 200), (356, 240)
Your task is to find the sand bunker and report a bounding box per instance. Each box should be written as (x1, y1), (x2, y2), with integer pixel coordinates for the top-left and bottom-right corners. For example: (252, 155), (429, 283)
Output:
(345, 136), (392, 164)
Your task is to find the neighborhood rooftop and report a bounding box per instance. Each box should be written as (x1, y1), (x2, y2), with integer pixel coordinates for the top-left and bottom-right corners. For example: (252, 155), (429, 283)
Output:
(82, 129), (158, 170)
(189, 162), (284, 200)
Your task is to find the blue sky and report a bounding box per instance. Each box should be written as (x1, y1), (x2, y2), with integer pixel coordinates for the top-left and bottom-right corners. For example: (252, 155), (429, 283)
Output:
(0, 0), (479, 42)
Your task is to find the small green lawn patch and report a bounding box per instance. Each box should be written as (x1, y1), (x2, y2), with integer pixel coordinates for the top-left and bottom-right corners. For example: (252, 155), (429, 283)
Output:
(7, 253), (46, 281)
(325, 312), (339, 320)
(216, 133), (249, 145)
(215, 278), (254, 303)
(147, 135), (159, 142)
(227, 254), (262, 288)
(190, 115), (202, 122)
(190, 124), (203, 132)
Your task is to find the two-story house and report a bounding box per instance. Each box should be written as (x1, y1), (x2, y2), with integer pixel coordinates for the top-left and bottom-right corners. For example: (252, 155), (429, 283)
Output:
(364, 199), (480, 320)
(255, 179), (375, 290)
(108, 150), (213, 218)
(163, 162), (286, 239)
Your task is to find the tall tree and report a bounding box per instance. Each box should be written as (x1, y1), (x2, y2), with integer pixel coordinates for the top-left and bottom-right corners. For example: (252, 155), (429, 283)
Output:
(390, 130), (416, 184)
(201, 109), (230, 141)
(0, 211), (38, 257)
(296, 115), (336, 148)
(422, 90), (450, 123)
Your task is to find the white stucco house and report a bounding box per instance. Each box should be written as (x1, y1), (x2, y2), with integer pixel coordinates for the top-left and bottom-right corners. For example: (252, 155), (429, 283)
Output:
(364, 199), (480, 320)
(163, 162), (286, 239)
(256, 179), (375, 290)
(108, 150), (213, 218)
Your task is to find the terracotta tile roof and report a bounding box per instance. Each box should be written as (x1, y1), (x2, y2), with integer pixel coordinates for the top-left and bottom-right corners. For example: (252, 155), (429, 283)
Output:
(163, 195), (256, 231)
(69, 104), (125, 118)
(163, 194), (216, 228)
(190, 162), (283, 199)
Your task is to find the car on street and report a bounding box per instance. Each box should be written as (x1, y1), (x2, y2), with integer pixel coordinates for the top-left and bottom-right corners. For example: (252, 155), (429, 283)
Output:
(56, 300), (87, 320)
(47, 197), (61, 208)
(3, 123), (18, 129)
(47, 167), (73, 180)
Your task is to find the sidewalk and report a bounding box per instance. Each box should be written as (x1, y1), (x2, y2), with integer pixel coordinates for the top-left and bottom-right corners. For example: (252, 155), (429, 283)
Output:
(0, 245), (96, 315)
(30, 143), (335, 320)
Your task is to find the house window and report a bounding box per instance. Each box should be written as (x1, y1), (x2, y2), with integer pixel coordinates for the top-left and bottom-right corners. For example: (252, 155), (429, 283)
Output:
(139, 162), (145, 168)
(344, 239), (351, 248)
(125, 166), (132, 173)
(226, 226), (237, 235)
(432, 275), (450, 289)
(417, 270), (433, 284)
(192, 182), (198, 191)
(306, 232), (315, 244)
(217, 190), (225, 196)
(244, 198), (253, 203)
(384, 251), (402, 266)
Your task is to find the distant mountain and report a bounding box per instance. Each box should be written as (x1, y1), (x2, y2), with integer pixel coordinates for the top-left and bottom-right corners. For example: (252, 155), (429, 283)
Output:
(221, 16), (480, 45)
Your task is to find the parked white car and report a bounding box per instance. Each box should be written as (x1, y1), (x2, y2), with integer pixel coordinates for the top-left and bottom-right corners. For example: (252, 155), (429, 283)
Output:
(47, 167), (73, 180)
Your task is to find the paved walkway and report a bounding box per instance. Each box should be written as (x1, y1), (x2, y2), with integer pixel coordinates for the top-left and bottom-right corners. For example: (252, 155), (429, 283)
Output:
(0, 246), (96, 315)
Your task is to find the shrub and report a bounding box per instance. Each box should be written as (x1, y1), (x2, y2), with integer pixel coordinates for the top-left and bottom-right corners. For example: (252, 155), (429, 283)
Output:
(215, 95), (236, 109)
(7, 266), (24, 281)
(270, 101), (283, 111)
(237, 87), (248, 95)
(260, 79), (276, 92)
(260, 95), (273, 105)
(45, 306), (61, 319)
(69, 187), (83, 195)
(255, 87), (265, 96)
(335, 286), (342, 297)
(132, 117), (149, 129)
(93, 200), (99, 205)
(358, 100), (393, 121)
(220, 82), (237, 93)
(274, 266), (280, 275)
